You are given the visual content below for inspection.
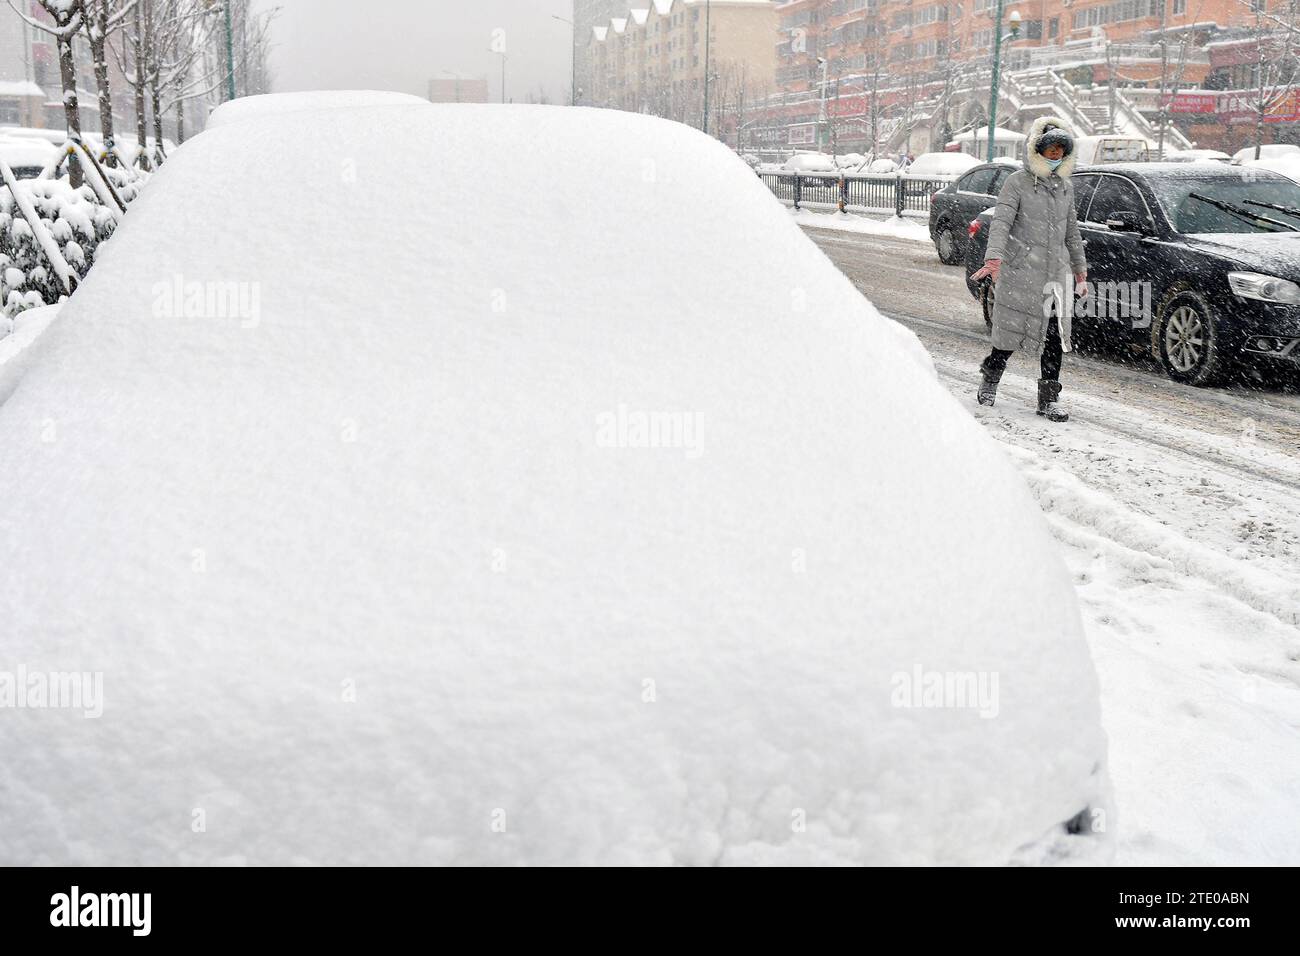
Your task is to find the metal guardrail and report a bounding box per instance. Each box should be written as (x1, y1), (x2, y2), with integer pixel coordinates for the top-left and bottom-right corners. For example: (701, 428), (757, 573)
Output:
(757, 169), (957, 218)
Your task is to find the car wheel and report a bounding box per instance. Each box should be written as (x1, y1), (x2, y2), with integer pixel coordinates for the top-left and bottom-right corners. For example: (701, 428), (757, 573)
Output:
(980, 280), (994, 333)
(936, 221), (960, 265)
(1157, 292), (1224, 386)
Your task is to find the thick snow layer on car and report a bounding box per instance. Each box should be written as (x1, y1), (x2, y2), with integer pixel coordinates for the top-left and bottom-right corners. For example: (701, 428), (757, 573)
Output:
(205, 90), (430, 129)
(0, 136), (59, 170)
(782, 151), (837, 173)
(0, 102), (1109, 865)
(1245, 153), (1300, 183)
(905, 152), (982, 178)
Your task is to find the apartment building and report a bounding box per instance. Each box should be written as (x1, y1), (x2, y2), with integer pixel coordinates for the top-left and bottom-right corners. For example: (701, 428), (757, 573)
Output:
(0, 3), (135, 133)
(575, 0), (627, 104)
(589, 0), (778, 141)
(767, 0), (1285, 154)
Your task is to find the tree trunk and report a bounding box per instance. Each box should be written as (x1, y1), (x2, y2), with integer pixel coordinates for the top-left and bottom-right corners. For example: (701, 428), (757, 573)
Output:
(134, 0), (150, 169)
(176, 96), (186, 145)
(89, 1), (116, 166)
(151, 71), (165, 165)
(56, 28), (84, 187)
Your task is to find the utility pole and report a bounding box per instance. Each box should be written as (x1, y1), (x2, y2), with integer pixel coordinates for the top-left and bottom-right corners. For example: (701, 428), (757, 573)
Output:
(1156, 0), (1169, 160)
(552, 14), (576, 106)
(224, 0), (237, 101)
(817, 56), (829, 151)
(703, 0), (712, 134)
(985, 4), (1021, 162)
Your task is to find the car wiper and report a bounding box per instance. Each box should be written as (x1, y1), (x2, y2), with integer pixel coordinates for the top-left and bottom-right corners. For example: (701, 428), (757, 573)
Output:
(1243, 198), (1300, 221)
(1187, 192), (1298, 232)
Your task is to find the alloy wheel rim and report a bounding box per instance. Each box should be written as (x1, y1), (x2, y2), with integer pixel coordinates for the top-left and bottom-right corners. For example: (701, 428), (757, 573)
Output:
(938, 228), (954, 258)
(1165, 305), (1205, 373)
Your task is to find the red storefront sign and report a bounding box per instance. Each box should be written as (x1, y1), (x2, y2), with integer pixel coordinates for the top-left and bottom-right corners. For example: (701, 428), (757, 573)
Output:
(1218, 90), (1300, 124)
(1161, 92), (1217, 114)
(827, 95), (870, 117)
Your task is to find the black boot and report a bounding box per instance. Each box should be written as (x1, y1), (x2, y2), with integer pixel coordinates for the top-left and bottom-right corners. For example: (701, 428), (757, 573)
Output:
(977, 357), (1004, 407)
(1037, 379), (1069, 422)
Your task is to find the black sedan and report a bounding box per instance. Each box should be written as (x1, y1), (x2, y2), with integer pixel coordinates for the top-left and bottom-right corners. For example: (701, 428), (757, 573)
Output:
(928, 161), (1019, 264)
(963, 163), (1300, 385)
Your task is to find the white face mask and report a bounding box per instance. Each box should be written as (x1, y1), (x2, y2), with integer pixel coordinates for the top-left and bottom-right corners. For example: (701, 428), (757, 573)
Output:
(1045, 157), (1064, 171)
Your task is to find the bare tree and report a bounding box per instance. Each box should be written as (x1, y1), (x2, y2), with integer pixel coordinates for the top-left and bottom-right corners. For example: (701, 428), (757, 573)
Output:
(83, 1), (138, 165)
(7, 0), (88, 184)
(1234, 0), (1300, 159)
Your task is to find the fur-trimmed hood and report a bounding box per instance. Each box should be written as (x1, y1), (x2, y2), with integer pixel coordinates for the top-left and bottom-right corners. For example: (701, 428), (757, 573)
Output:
(1024, 116), (1076, 180)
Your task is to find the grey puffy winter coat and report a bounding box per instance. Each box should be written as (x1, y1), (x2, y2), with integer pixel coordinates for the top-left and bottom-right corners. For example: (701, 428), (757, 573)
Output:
(985, 117), (1088, 357)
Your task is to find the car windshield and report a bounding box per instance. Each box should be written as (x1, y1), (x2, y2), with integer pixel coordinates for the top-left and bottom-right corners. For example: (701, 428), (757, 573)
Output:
(1151, 175), (1300, 233)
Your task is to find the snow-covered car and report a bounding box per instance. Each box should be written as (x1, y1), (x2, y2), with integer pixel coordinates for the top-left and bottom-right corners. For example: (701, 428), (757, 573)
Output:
(0, 97), (1110, 865)
(1245, 153), (1300, 183)
(781, 150), (836, 173)
(1232, 143), (1300, 165)
(858, 157), (899, 174)
(1074, 135), (1151, 167)
(0, 135), (59, 179)
(779, 151), (840, 187)
(1164, 148), (1231, 164)
(903, 151), (982, 179)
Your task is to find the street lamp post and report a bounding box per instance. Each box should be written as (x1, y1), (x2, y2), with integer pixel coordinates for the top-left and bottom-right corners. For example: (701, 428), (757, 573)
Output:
(552, 14), (576, 106)
(702, 0), (712, 134)
(223, 0), (237, 102)
(497, 52), (507, 104)
(985, 5), (1020, 162)
(441, 70), (463, 103)
(816, 56), (830, 151)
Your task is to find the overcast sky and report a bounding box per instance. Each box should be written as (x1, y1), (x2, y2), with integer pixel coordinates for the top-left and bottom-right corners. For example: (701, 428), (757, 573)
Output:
(252, 0), (577, 103)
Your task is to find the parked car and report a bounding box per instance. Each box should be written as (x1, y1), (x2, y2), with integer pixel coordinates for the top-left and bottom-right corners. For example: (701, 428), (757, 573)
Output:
(1231, 143), (1300, 165)
(780, 151), (840, 187)
(0, 95), (1110, 866)
(928, 161), (1019, 264)
(1164, 148), (1231, 164)
(857, 157), (899, 174)
(905, 151), (982, 179)
(964, 162), (1300, 385)
(1074, 135), (1151, 167)
(0, 136), (59, 179)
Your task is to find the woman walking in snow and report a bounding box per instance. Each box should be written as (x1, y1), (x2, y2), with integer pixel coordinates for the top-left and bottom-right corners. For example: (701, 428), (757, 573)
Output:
(971, 117), (1088, 423)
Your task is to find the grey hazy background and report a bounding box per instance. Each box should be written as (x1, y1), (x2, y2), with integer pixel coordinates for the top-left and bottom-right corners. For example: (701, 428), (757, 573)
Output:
(252, 0), (577, 103)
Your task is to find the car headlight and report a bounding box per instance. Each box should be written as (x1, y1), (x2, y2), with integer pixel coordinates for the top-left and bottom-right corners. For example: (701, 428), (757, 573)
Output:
(1228, 271), (1300, 304)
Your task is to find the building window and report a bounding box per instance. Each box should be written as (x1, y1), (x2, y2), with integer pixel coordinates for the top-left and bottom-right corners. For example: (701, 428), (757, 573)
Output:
(1049, 17), (1059, 37)
(1173, 0), (1186, 11)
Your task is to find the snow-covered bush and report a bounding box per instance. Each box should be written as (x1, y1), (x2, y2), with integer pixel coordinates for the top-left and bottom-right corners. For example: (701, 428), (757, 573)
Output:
(0, 179), (119, 319)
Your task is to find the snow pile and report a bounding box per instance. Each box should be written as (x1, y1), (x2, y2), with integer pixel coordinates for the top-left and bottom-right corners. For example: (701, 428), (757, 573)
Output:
(791, 207), (932, 243)
(0, 179), (118, 317)
(0, 99), (1109, 865)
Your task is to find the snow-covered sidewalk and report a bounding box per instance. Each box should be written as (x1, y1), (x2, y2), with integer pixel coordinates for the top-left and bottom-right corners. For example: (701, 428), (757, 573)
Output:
(788, 207), (933, 243)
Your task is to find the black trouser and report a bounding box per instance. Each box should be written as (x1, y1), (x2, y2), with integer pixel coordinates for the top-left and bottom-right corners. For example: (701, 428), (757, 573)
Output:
(982, 313), (1063, 383)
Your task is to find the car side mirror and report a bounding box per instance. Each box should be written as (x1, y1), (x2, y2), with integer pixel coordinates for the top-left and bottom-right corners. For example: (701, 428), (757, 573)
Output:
(1105, 210), (1151, 234)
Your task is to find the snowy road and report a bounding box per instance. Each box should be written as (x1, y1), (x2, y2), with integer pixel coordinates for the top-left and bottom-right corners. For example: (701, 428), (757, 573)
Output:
(807, 223), (1300, 866)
